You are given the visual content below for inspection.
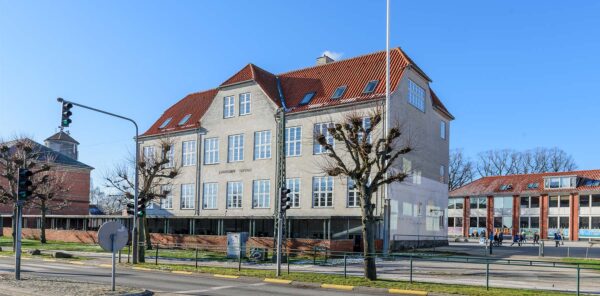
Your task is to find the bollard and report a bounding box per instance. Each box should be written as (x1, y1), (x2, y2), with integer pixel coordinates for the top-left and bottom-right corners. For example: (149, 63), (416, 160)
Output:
(313, 248), (317, 265)
(568, 247), (570, 258)
(343, 254), (347, 278)
(238, 247), (242, 271)
(577, 265), (580, 296)
(155, 243), (159, 265)
(409, 255), (413, 283)
(287, 253), (290, 275)
(118, 249), (122, 263)
(586, 247), (589, 259)
(486, 262), (490, 290)
(489, 240), (493, 255)
(195, 248), (198, 269)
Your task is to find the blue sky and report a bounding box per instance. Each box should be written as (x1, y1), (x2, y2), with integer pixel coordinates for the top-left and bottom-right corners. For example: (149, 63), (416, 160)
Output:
(1, 1), (599, 187)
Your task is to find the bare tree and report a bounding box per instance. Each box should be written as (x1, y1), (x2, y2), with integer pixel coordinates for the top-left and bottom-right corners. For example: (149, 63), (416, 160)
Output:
(27, 171), (70, 243)
(105, 138), (179, 262)
(0, 138), (51, 250)
(92, 186), (126, 215)
(449, 149), (475, 191)
(314, 109), (412, 280)
(476, 147), (577, 177)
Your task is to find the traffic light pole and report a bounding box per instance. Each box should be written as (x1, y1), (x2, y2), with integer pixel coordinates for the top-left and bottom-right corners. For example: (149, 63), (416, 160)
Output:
(56, 98), (140, 264)
(14, 200), (23, 280)
(276, 206), (283, 277)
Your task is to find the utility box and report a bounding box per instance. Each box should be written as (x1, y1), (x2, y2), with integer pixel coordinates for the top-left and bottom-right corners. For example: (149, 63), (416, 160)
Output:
(226, 232), (249, 258)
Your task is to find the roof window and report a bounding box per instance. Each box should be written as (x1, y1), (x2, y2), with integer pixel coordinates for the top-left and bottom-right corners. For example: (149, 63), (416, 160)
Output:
(499, 184), (513, 191)
(362, 80), (379, 94)
(331, 85), (347, 99)
(178, 114), (192, 126)
(159, 117), (172, 129)
(299, 92), (316, 105)
(526, 183), (539, 189)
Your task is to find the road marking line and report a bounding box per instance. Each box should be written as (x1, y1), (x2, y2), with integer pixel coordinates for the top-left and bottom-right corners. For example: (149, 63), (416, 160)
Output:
(43, 259), (56, 262)
(174, 285), (235, 294)
(213, 274), (239, 279)
(321, 283), (354, 291)
(172, 270), (193, 275)
(99, 264), (112, 268)
(132, 267), (153, 271)
(264, 278), (292, 284)
(21, 257), (32, 260)
(388, 289), (428, 295)
(0, 255), (8, 258)
(68, 261), (85, 265)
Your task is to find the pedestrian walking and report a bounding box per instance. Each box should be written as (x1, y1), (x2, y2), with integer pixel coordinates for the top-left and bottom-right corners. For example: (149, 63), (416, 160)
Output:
(533, 232), (540, 245)
(554, 232), (560, 247)
(511, 233), (519, 246)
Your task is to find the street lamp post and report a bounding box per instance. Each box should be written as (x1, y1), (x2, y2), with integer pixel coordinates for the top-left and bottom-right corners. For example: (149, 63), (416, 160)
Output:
(56, 98), (140, 264)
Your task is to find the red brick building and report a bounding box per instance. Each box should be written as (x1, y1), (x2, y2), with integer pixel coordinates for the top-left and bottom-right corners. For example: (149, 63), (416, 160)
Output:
(449, 170), (600, 240)
(0, 132), (93, 220)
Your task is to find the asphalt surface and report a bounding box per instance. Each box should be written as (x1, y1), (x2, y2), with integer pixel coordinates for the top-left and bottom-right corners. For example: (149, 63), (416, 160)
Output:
(0, 257), (380, 296)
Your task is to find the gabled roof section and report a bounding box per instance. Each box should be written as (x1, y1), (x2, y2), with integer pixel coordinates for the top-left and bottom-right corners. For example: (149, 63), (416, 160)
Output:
(45, 131), (79, 144)
(450, 170), (600, 197)
(430, 89), (454, 120)
(2, 138), (92, 170)
(141, 89), (218, 137)
(220, 63), (281, 106)
(278, 48), (409, 113)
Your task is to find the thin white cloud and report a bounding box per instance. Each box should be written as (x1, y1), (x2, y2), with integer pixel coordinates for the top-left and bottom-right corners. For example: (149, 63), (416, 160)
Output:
(321, 50), (343, 61)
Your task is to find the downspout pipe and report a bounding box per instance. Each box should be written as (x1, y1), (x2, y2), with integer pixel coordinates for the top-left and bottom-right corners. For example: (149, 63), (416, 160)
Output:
(276, 77), (290, 112)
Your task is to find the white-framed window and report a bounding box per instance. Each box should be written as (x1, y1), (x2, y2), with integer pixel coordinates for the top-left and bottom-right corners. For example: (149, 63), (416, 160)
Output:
(544, 176), (576, 189)
(180, 184), (195, 209)
(286, 178), (301, 208)
(204, 137), (219, 165)
(347, 178), (359, 207)
(239, 93), (251, 116)
(252, 179), (270, 208)
(182, 140), (197, 166)
(358, 117), (371, 143)
(224, 96), (235, 118)
(254, 130), (271, 160)
(448, 198), (464, 209)
(469, 197), (487, 209)
(285, 126), (302, 157)
(313, 176), (333, 207)
(440, 121), (446, 140)
(228, 134), (244, 162)
(313, 122), (334, 154)
(520, 196), (540, 208)
(408, 79), (425, 112)
(165, 144), (175, 168)
(440, 165), (446, 183)
(160, 185), (173, 209)
(143, 146), (155, 162)
(549, 195), (570, 208)
(227, 181), (243, 208)
(203, 183), (218, 209)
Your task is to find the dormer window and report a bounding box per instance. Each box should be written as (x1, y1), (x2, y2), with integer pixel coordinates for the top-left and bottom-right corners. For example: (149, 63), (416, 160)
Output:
(159, 117), (172, 129)
(544, 176), (576, 189)
(499, 184), (513, 191)
(299, 92), (316, 105)
(526, 183), (539, 189)
(582, 179), (600, 187)
(178, 114), (192, 126)
(331, 85), (347, 99)
(362, 80), (379, 94)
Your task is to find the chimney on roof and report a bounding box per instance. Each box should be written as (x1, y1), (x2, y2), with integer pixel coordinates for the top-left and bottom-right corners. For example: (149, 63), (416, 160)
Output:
(316, 54), (335, 66)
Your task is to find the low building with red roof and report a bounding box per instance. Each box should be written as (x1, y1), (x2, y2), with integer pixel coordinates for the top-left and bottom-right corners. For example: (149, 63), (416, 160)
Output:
(449, 170), (600, 240)
(138, 48), (453, 250)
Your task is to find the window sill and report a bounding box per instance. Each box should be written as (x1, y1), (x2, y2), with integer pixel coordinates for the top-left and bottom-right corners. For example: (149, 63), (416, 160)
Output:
(202, 208), (218, 210)
(204, 162), (220, 166)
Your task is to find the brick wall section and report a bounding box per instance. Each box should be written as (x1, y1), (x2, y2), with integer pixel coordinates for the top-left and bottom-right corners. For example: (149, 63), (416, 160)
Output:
(0, 167), (90, 216)
(486, 195), (494, 236)
(512, 195), (520, 236)
(571, 193), (579, 241)
(540, 194), (549, 239)
(4, 227), (356, 252)
(463, 196), (470, 237)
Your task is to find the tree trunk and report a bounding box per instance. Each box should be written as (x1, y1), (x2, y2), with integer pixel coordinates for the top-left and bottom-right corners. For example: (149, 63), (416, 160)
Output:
(40, 202), (47, 244)
(137, 216), (145, 263)
(11, 205), (16, 252)
(362, 219), (377, 280)
(144, 216), (152, 250)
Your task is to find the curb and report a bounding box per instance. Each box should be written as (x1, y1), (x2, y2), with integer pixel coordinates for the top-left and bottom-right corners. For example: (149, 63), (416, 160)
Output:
(263, 278), (292, 284)
(171, 270), (193, 275)
(213, 274), (239, 279)
(389, 288), (428, 295)
(132, 267), (153, 271)
(321, 283), (354, 291)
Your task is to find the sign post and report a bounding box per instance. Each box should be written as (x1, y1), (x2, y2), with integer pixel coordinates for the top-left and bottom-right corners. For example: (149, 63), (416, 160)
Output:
(98, 221), (128, 291)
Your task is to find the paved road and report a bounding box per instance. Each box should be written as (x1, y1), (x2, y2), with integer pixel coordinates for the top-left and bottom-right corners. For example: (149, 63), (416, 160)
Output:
(0, 257), (379, 296)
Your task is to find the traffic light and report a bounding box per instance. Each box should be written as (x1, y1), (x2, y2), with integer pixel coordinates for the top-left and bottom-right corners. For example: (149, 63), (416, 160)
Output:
(61, 101), (73, 127)
(126, 198), (146, 217)
(17, 168), (33, 201)
(280, 188), (291, 212)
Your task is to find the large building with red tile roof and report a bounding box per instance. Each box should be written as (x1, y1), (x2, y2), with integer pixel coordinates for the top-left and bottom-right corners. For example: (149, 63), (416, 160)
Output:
(449, 170), (600, 240)
(138, 48), (453, 249)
